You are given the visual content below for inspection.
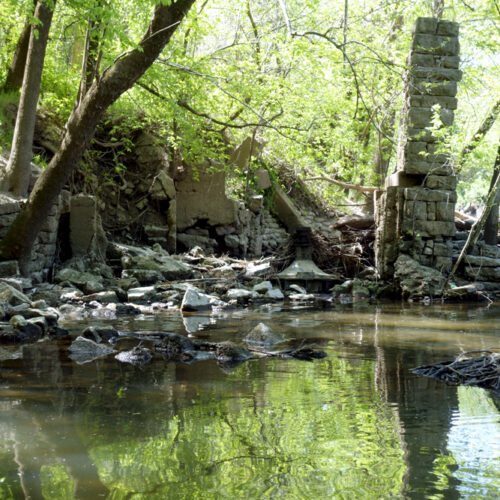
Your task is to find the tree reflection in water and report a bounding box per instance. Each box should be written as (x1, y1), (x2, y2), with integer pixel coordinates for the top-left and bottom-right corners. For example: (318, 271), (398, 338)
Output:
(0, 304), (499, 499)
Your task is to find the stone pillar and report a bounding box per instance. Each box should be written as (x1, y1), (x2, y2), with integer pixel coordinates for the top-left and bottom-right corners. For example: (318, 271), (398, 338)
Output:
(70, 194), (108, 259)
(376, 17), (461, 278)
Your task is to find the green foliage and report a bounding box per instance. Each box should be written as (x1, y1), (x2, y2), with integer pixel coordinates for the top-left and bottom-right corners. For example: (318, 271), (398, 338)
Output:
(0, 0), (498, 208)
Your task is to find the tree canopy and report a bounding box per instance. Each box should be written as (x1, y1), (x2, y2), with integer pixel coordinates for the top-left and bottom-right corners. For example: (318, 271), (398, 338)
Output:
(0, 0), (499, 207)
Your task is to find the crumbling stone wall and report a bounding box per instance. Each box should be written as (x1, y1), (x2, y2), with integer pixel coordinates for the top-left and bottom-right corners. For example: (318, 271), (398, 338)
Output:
(0, 192), (61, 282)
(376, 17), (461, 278)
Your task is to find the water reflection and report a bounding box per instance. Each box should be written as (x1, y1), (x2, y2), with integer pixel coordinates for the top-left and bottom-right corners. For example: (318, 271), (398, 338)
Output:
(0, 303), (499, 499)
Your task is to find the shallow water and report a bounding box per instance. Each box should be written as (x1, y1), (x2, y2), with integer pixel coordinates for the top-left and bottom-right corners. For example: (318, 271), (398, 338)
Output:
(0, 302), (499, 499)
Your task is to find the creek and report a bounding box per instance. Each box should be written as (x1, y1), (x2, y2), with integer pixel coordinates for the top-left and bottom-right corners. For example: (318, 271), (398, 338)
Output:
(0, 302), (499, 499)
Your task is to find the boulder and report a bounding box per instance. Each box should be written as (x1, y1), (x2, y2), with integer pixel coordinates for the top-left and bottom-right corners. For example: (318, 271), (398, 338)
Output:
(68, 336), (116, 364)
(244, 323), (285, 346)
(215, 341), (253, 362)
(81, 291), (118, 304)
(252, 281), (273, 294)
(394, 254), (445, 298)
(54, 268), (104, 292)
(0, 283), (31, 307)
(226, 288), (257, 301)
(181, 287), (220, 311)
(121, 254), (192, 281)
(127, 286), (157, 303)
(154, 332), (196, 359)
(82, 326), (120, 343)
(8, 315), (43, 342)
(265, 288), (285, 300)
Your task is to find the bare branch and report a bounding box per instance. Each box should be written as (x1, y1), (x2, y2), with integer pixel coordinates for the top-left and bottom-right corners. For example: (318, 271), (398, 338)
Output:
(304, 175), (381, 193)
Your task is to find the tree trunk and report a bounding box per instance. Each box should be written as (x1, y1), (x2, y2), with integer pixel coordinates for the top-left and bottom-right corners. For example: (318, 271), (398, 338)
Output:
(1, 1), (37, 94)
(483, 143), (500, 245)
(0, 0), (196, 274)
(0, 1), (55, 197)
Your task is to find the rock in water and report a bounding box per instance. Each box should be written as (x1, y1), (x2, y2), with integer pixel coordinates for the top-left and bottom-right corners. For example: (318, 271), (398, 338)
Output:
(154, 332), (196, 359)
(244, 323), (285, 346)
(68, 336), (116, 364)
(215, 341), (252, 362)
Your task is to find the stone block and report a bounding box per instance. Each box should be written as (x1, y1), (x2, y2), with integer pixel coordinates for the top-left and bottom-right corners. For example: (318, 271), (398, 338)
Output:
(272, 186), (306, 232)
(385, 171), (422, 188)
(405, 187), (457, 203)
(434, 256), (452, 272)
(414, 220), (456, 237)
(411, 66), (462, 82)
(414, 17), (438, 34)
(404, 200), (427, 220)
(437, 21), (459, 37)
(408, 94), (458, 110)
(436, 201), (455, 221)
(464, 266), (500, 281)
(406, 141), (427, 155)
(411, 34), (459, 56)
(149, 169), (176, 200)
(427, 202), (436, 221)
(409, 53), (460, 69)
(407, 128), (436, 143)
(408, 107), (454, 128)
(403, 220), (455, 238)
(70, 194), (107, 258)
(404, 159), (453, 176)
(248, 195), (263, 213)
(0, 194), (21, 215)
(256, 168), (272, 190)
(463, 255), (500, 267)
(41, 215), (59, 234)
(433, 242), (452, 257)
(424, 175), (457, 190)
(0, 261), (19, 277)
(410, 80), (457, 97)
(176, 166), (237, 232)
(407, 152), (451, 165)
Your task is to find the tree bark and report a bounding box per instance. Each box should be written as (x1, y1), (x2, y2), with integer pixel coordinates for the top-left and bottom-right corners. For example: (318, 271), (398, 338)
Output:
(1, 1), (37, 94)
(0, 1), (55, 197)
(483, 143), (500, 245)
(0, 0), (196, 274)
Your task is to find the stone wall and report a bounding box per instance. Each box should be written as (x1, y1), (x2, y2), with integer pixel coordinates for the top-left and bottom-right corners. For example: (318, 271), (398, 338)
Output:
(376, 17), (461, 278)
(0, 192), (62, 282)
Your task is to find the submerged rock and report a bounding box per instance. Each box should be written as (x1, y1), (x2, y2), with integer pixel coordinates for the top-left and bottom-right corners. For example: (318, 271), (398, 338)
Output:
(244, 323), (285, 346)
(115, 345), (152, 365)
(215, 341), (252, 362)
(68, 336), (116, 364)
(154, 332), (196, 359)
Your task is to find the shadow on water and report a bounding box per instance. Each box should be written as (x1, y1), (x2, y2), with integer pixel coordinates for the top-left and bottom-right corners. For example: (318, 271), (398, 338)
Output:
(0, 302), (499, 499)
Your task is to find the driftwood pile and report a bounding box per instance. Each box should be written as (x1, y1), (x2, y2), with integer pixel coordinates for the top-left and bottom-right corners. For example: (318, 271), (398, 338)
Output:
(412, 350), (500, 393)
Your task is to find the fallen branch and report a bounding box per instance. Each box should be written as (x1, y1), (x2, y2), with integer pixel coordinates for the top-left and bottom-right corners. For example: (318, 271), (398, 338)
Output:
(412, 350), (500, 392)
(441, 170), (500, 294)
(304, 175), (382, 193)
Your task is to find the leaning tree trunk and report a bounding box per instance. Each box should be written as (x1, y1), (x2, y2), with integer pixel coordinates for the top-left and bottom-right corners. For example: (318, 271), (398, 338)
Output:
(0, 1), (55, 197)
(1, 1), (37, 94)
(483, 143), (500, 245)
(0, 0), (196, 275)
